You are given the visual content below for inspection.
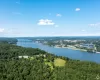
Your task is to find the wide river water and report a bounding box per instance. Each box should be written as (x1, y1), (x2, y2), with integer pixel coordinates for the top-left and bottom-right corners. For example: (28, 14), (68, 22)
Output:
(17, 39), (100, 63)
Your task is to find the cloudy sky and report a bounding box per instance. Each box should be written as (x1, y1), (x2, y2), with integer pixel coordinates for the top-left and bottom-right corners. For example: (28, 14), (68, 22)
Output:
(0, 0), (100, 37)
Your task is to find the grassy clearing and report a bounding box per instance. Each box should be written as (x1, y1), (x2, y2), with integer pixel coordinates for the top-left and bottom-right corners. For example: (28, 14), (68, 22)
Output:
(54, 58), (66, 67)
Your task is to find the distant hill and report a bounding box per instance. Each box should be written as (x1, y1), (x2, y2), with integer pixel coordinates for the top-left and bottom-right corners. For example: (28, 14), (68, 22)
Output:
(0, 38), (17, 44)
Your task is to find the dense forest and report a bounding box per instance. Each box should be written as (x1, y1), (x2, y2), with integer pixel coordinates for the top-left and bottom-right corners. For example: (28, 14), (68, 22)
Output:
(0, 39), (100, 80)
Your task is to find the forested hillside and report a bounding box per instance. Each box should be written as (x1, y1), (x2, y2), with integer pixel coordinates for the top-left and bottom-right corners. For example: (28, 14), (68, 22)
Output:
(0, 42), (100, 80)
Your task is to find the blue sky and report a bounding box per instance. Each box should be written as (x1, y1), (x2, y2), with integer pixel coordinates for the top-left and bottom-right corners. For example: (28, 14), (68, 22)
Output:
(0, 0), (100, 37)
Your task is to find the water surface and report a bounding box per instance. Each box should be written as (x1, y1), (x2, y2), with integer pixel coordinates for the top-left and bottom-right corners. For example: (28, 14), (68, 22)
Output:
(17, 39), (100, 63)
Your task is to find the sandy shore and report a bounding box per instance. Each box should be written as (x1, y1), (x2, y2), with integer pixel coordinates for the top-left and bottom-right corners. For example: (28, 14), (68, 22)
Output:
(54, 45), (87, 52)
(96, 52), (100, 54)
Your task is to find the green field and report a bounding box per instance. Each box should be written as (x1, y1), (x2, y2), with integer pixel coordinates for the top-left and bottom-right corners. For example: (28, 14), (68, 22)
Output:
(54, 58), (66, 67)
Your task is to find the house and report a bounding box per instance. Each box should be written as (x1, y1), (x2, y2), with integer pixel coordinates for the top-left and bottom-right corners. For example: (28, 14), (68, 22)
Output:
(23, 56), (29, 59)
(35, 54), (46, 58)
(18, 56), (23, 58)
(18, 56), (29, 59)
(80, 44), (94, 49)
(43, 54), (46, 57)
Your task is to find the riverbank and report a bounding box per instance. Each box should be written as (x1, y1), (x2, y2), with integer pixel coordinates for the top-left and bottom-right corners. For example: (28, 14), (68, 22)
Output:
(17, 39), (100, 63)
(54, 45), (87, 52)
(34, 42), (97, 53)
(96, 52), (100, 54)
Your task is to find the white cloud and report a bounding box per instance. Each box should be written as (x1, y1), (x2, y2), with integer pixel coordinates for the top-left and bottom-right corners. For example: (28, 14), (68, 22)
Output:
(7, 28), (21, 34)
(82, 30), (86, 32)
(88, 23), (100, 27)
(75, 8), (80, 11)
(55, 25), (59, 27)
(0, 28), (21, 35)
(38, 19), (55, 26)
(0, 28), (4, 33)
(56, 14), (62, 17)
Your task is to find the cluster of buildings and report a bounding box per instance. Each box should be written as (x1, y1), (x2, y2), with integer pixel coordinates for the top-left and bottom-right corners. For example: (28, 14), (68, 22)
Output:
(64, 40), (85, 42)
(80, 44), (94, 49)
(18, 56), (29, 59)
(18, 54), (46, 59)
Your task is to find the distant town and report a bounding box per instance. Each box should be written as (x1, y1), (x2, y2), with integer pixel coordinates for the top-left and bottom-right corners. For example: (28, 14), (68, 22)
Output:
(31, 37), (100, 53)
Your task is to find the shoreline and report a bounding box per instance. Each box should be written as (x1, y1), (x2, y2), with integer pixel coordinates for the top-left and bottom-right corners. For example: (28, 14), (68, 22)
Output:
(35, 42), (99, 53)
(96, 52), (100, 54)
(54, 46), (100, 54)
(36, 43), (87, 52)
(54, 46), (87, 52)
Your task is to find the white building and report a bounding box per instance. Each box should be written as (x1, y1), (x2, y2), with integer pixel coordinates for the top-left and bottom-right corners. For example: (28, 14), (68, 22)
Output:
(18, 56), (29, 59)
(43, 55), (46, 57)
(23, 56), (29, 59)
(18, 56), (23, 58)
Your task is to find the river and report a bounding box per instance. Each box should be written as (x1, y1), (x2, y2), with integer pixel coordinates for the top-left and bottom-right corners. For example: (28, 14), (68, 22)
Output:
(17, 39), (100, 63)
